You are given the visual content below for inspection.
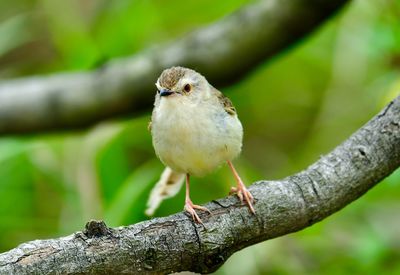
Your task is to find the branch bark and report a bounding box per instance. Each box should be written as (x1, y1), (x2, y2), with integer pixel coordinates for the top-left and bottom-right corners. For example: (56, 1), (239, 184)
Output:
(0, 96), (399, 274)
(0, 0), (349, 134)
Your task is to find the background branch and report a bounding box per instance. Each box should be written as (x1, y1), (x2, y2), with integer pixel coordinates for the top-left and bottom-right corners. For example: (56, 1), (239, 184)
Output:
(0, 0), (349, 134)
(0, 96), (398, 274)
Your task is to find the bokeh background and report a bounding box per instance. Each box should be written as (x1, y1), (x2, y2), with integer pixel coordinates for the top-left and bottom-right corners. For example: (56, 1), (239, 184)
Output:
(0, 0), (400, 274)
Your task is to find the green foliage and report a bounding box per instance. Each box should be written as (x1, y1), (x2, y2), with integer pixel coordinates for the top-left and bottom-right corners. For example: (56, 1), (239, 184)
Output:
(0, 0), (399, 273)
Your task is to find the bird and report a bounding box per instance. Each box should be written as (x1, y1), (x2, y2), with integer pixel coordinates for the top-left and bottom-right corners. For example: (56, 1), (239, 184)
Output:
(147, 66), (255, 224)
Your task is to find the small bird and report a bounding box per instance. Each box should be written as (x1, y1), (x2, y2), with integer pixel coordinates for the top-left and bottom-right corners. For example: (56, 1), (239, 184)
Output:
(147, 66), (254, 224)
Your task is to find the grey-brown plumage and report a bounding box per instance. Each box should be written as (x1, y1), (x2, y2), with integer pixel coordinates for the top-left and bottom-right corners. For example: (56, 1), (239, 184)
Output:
(212, 87), (236, 115)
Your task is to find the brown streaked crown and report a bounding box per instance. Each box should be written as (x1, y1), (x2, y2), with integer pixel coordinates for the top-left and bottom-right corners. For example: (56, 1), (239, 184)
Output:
(158, 67), (190, 90)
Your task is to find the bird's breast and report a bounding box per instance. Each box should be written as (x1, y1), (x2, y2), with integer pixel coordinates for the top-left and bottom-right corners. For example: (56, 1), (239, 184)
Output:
(151, 99), (242, 176)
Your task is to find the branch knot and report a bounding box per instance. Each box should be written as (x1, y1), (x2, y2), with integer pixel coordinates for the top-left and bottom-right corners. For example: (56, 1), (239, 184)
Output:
(83, 220), (112, 238)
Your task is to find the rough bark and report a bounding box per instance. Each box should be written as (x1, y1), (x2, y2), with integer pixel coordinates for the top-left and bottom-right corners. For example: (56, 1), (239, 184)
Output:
(0, 0), (349, 134)
(0, 96), (398, 274)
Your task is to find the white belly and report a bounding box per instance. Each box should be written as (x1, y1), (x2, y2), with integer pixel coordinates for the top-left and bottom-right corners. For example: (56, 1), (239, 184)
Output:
(151, 98), (243, 177)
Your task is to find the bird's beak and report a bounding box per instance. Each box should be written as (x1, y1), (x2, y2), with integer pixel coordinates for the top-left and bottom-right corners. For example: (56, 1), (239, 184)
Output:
(159, 88), (173, 97)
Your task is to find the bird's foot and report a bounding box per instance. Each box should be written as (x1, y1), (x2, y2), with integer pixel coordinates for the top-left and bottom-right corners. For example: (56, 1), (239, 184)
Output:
(184, 200), (211, 224)
(230, 184), (255, 214)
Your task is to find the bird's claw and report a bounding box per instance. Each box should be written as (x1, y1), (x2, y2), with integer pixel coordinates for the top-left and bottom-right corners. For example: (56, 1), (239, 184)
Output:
(184, 200), (211, 224)
(230, 185), (255, 214)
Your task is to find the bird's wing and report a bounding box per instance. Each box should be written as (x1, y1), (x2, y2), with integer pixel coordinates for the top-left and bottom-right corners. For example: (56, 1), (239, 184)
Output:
(211, 86), (236, 116)
(145, 167), (185, 216)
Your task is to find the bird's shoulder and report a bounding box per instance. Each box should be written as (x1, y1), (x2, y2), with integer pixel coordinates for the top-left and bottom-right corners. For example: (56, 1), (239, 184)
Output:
(211, 86), (236, 116)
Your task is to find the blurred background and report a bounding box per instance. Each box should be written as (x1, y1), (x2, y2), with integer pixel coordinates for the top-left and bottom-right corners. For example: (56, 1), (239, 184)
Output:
(0, 0), (399, 274)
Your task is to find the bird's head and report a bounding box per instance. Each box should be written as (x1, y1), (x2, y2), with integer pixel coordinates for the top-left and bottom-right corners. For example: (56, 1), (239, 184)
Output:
(155, 67), (210, 103)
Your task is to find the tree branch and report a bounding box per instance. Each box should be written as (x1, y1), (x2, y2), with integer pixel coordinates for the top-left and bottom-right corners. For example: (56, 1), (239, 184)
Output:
(0, 0), (349, 134)
(0, 96), (398, 274)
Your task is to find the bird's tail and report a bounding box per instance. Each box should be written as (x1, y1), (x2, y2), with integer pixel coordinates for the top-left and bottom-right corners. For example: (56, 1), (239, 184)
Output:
(145, 167), (185, 216)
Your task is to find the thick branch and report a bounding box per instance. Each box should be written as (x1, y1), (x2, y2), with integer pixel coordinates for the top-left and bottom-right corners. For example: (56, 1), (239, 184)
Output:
(0, 96), (399, 274)
(0, 0), (349, 134)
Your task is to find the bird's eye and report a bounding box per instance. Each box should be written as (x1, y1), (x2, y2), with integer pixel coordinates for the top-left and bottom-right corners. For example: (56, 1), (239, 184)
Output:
(183, 84), (191, 93)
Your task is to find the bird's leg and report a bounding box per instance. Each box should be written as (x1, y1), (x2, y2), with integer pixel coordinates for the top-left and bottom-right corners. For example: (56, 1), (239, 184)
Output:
(227, 160), (255, 214)
(184, 174), (211, 224)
